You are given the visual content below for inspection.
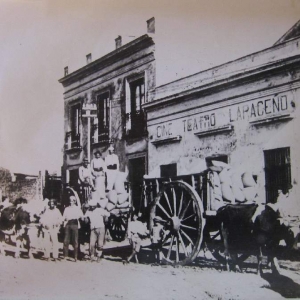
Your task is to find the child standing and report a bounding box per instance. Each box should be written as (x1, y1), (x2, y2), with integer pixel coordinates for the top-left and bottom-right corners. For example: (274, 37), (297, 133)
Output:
(151, 216), (165, 265)
(125, 214), (148, 264)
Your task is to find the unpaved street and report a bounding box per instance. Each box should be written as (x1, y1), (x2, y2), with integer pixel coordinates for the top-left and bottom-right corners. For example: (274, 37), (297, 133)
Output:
(0, 247), (299, 300)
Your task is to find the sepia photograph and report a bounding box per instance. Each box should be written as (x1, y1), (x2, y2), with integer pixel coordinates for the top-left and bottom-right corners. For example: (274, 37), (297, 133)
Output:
(0, 0), (300, 299)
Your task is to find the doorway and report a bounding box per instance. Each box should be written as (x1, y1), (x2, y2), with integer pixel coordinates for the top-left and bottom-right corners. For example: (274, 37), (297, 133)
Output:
(128, 156), (146, 216)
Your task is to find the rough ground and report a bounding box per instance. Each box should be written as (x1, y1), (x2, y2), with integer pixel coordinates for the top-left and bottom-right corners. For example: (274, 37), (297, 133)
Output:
(0, 243), (299, 300)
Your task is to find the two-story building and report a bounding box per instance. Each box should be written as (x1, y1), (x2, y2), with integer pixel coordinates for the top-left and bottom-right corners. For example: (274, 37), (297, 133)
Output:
(59, 18), (156, 208)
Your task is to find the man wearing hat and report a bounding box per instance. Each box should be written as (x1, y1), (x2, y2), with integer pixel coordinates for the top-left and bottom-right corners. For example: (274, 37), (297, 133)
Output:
(105, 145), (119, 191)
(78, 158), (94, 202)
(62, 196), (84, 262)
(84, 199), (110, 262)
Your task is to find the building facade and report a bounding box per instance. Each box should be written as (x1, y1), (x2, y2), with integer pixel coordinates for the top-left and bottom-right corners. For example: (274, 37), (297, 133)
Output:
(60, 19), (300, 210)
(144, 23), (300, 205)
(59, 19), (156, 208)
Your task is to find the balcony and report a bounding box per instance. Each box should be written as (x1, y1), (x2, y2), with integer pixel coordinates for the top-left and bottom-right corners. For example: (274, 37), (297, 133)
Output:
(65, 131), (82, 153)
(92, 124), (110, 146)
(125, 110), (148, 140)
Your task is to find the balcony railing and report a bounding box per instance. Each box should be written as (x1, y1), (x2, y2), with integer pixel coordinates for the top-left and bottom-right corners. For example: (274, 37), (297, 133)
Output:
(66, 131), (81, 151)
(92, 124), (110, 145)
(125, 110), (147, 139)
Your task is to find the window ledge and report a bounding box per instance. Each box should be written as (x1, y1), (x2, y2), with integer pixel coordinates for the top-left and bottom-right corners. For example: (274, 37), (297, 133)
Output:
(65, 146), (82, 154)
(92, 141), (110, 147)
(194, 125), (233, 137)
(151, 135), (182, 146)
(250, 113), (293, 126)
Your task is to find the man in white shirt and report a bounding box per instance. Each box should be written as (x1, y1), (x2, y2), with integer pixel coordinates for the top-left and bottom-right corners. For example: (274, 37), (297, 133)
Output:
(78, 158), (94, 203)
(62, 196), (84, 262)
(84, 199), (110, 262)
(105, 145), (119, 191)
(125, 214), (149, 264)
(40, 199), (63, 261)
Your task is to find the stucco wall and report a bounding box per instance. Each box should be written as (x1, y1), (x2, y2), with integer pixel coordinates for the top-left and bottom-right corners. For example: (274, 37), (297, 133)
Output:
(147, 63), (300, 203)
(62, 36), (155, 179)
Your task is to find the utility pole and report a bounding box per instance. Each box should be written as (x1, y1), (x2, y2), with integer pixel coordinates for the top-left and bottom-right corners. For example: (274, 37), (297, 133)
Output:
(82, 103), (97, 162)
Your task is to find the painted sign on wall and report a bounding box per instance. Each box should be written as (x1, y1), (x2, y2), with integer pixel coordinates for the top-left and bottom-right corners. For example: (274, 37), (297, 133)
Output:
(151, 92), (294, 140)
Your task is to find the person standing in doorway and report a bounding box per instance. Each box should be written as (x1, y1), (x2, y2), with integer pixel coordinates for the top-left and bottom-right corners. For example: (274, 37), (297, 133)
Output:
(105, 145), (119, 191)
(62, 196), (84, 262)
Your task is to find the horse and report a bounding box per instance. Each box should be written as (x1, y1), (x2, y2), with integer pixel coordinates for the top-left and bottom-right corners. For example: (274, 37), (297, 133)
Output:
(216, 203), (293, 275)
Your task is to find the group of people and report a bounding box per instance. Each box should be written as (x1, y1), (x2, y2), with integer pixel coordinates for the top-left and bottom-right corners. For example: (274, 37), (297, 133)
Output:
(39, 195), (167, 264)
(78, 145), (119, 202)
(39, 195), (110, 262)
(38, 144), (167, 264)
(125, 214), (167, 265)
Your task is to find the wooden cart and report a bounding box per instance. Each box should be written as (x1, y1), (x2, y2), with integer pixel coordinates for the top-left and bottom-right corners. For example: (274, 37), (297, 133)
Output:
(143, 170), (227, 266)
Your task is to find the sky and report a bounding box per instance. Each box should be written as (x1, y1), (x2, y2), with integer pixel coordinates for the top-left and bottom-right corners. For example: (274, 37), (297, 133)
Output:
(0, 0), (299, 175)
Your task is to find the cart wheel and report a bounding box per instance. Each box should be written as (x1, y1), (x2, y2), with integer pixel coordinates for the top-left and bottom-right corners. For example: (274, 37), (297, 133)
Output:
(109, 213), (129, 242)
(150, 181), (205, 266)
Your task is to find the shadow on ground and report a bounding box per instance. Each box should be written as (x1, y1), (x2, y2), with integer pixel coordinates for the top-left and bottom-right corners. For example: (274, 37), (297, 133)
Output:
(262, 272), (300, 298)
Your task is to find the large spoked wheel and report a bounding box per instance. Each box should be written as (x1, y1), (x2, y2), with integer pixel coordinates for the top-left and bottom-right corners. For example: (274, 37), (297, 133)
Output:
(150, 181), (205, 266)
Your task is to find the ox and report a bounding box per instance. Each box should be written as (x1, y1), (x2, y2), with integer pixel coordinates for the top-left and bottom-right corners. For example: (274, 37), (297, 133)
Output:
(216, 203), (293, 275)
(0, 198), (42, 258)
(0, 206), (30, 258)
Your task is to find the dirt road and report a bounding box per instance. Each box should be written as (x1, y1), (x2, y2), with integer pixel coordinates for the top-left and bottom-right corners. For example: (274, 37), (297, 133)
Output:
(0, 248), (299, 300)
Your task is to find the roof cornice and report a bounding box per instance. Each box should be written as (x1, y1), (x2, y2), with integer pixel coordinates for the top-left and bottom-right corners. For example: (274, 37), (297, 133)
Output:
(275, 19), (300, 45)
(144, 55), (300, 111)
(144, 37), (300, 111)
(58, 34), (154, 87)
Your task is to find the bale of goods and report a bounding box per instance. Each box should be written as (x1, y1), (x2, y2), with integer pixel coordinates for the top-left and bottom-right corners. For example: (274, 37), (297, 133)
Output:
(99, 198), (108, 209)
(117, 193), (129, 205)
(242, 171), (256, 188)
(210, 163), (260, 207)
(219, 169), (233, 186)
(114, 171), (128, 194)
(212, 171), (221, 188)
(221, 183), (235, 203)
(211, 194), (223, 210)
(106, 202), (116, 212)
(231, 172), (244, 189)
(116, 201), (130, 209)
(209, 166), (223, 173)
(232, 185), (246, 203)
(107, 190), (118, 204)
(243, 186), (258, 202)
(211, 160), (230, 170)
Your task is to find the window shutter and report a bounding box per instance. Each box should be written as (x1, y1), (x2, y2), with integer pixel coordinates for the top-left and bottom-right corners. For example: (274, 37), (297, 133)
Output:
(125, 79), (131, 131)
